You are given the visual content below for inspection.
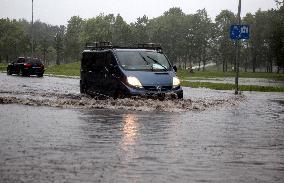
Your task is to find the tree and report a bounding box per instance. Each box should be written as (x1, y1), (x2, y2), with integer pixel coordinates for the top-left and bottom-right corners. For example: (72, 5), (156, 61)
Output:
(0, 18), (28, 62)
(215, 10), (237, 72)
(112, 14), (132, 45)
(188, 9), (212, 71)
(82, 14), (115, 43)
(65, 16), (84, 62)
(17, 18), (65, 65)
(147, 7), (187, 66)
(270, 4), (284, 73)
(242, 13), (255, 72)
(132, 15), (149, 44)
(54, 26), (65, 65)
(0, 6), (283, 72)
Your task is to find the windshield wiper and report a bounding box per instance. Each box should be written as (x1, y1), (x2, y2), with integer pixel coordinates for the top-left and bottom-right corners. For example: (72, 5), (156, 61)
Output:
(139, 53), (150, 65)
(146, 56), (167, 71)
(139, 53), (153, 71)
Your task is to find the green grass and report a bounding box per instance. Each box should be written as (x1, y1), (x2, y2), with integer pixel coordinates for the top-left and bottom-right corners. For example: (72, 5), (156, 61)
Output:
(177, 70), (284, 81)
(45, 62), (80, 76)
(181, 81), (284, 92)
(0, 63), (7, 71)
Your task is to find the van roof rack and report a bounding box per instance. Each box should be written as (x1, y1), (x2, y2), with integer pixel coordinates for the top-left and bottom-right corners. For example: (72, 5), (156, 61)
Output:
(137, 43), (162, 50)
(85, 42), (113, 50)
(84, 42), (162, 51)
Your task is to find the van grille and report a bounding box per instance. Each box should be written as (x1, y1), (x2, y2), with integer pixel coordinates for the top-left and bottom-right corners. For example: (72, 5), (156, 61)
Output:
(143, 85), (172, 92)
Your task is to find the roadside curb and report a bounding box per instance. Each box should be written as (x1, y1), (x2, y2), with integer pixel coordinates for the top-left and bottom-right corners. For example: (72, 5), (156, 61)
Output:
(1, 71), (79, 79)
(44, 74), (80, 79)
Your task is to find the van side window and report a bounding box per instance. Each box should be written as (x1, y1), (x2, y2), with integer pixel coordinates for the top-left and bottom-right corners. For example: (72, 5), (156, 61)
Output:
(106, 52), (116, 67)
(92, 52), (106, 71)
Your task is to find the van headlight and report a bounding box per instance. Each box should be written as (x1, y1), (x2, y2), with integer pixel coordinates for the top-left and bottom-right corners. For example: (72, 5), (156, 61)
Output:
(127, 76), (143, 88)
(173, 77), (180, 88)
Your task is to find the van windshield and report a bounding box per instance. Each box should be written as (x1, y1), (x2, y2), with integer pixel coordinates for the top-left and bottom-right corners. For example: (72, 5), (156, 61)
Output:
(115, 50), (171, 71)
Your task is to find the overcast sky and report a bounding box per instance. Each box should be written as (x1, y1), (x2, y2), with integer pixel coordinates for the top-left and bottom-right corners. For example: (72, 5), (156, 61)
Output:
(0, 0), (278, 25)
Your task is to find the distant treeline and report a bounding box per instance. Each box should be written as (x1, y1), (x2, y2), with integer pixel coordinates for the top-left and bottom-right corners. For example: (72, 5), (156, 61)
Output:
(0, 2), (283, 73)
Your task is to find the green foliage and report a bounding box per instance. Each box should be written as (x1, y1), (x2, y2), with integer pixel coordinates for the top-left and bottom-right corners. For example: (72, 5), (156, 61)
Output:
(0, 19), (28, 62)
(147, 7), (187, 62)
(0, 2), (283, 73)
(242, 6), (284, 73)
(65, 16), (84, 61)
(215, 10), (237, 72)
(0, 63), (7, 71)
(83, 14), (114, 43)
(132, 15), (149, 43)
(0, 18), (63, 65)
(45, 62), (80, 76)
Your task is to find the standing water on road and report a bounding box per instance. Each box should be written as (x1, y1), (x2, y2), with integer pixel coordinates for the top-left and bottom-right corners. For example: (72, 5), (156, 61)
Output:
(0, 73), (283, 182)
(0, 73), (244, 111)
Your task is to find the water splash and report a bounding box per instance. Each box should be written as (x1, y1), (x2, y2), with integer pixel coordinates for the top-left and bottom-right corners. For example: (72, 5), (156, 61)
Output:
(0, 90), (246, 112)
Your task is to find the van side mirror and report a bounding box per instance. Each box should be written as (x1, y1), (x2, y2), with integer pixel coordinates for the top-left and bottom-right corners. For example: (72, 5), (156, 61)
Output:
(173, 65), (177, 72)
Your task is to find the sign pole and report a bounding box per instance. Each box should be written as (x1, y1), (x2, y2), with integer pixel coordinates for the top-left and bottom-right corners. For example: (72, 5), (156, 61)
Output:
(31, 0), (34, 59)
(235, 0), (241, 95)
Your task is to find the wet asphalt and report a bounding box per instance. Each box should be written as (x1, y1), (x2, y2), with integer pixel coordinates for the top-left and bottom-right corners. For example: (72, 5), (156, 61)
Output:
(0, 73), (283, 183)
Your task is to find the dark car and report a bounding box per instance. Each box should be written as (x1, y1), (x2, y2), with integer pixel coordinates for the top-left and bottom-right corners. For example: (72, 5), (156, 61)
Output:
(80, 42), (183, 99)
(7, 57), (45, 77)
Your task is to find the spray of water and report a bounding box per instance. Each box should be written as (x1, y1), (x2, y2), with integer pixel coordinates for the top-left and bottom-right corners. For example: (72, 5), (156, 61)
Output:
(0, 90), (246, 112)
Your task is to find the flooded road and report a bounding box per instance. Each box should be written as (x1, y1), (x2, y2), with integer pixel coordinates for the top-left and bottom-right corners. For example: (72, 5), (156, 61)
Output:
(0, 73), (244, 112)
(0, 73), (284, 182)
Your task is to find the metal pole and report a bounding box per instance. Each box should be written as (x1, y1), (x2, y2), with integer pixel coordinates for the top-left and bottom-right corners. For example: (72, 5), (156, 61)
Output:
(31, 0), (34, 59)
(235, 0), (241, 95)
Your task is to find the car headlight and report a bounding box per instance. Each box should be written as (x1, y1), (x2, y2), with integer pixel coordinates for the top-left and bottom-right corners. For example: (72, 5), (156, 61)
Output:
(127, 76), (143, 88)
(173, 77), (180, 88)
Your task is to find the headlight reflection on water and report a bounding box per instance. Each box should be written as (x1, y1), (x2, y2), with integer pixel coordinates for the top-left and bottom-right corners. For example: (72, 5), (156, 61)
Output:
(121, 114), (139, 148)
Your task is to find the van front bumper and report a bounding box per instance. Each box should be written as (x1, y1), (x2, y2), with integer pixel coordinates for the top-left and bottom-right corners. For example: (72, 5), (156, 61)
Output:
(123, 84), (183, 99)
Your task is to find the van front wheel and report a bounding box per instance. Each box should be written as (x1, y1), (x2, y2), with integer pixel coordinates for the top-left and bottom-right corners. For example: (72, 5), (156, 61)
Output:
(113, 90), (125, 99)
(7, 68), (12, 75)
(177, 92), (183, 99)
(80, 83), (86, 94)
